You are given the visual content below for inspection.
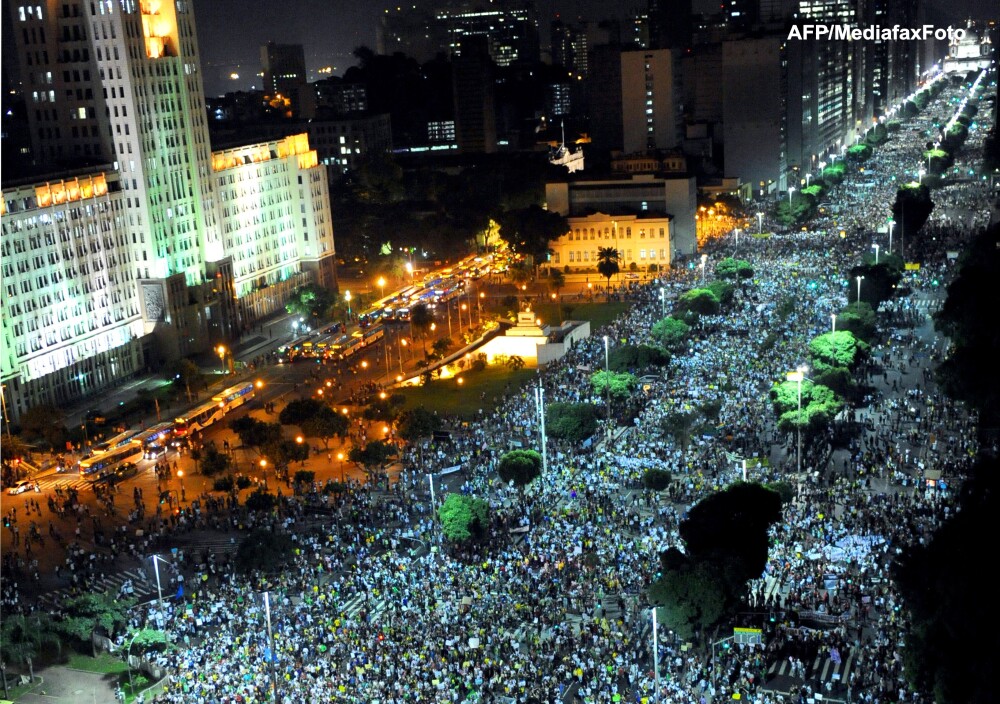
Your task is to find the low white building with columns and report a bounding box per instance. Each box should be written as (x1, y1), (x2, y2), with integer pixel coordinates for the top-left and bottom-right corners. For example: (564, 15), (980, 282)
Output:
(546, 212), (672, 272)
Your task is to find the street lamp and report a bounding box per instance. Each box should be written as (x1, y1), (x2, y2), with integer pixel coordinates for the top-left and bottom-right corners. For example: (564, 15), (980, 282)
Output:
(652, 607), (661, 703)
(263, 590), (281, 703)
(734, 228), (740, 250)
(337, 452), (345, 482)
(535, 381), (548, 479)
(873, 243), (880, 265)
(831, 313), (837, 335)
(151, 555), (172, 649)
(659, 287), (666, 317)
(700, 254), (708, 285)
(216, 345), (227, 374)
(786, 366), (808, 491)
(788, 186), (795, 206)
(377, 276), (386, 301)
(756, 211), (763, 234)
(603, 335), (611, 438)
(477, 292), (485, 322)
(856, 275), (865, 312)
(398, 337), (407, 373)
(887, 219), (895, 253)
(344, 290), (352, 319)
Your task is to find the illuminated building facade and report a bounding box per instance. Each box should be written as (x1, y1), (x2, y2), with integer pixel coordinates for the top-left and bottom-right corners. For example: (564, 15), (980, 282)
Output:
(212, 134), (336, 322)
(546, 213), (673, 272)
(0, 172), (145, 420)
(2, 1), (338, 419)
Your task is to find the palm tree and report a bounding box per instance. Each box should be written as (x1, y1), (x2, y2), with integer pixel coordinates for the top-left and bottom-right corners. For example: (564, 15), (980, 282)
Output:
(409, 303), (434, 355)
(596, 247), (620, 302)
(0, 612), (61, 685)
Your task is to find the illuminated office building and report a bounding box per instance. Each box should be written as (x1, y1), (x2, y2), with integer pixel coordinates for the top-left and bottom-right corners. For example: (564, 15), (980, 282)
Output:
(2, 1), (337, 420)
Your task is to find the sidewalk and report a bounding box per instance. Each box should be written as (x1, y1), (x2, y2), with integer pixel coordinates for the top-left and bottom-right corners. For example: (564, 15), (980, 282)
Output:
(10, 665), (119, 704)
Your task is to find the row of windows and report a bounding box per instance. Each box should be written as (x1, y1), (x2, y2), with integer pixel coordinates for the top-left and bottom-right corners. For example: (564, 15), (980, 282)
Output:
(565, 248), (665, 263)
(567, 226), (666, 241)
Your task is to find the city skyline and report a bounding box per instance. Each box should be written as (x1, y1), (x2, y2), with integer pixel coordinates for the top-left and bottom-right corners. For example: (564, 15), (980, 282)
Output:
(189, 0), (994, 96)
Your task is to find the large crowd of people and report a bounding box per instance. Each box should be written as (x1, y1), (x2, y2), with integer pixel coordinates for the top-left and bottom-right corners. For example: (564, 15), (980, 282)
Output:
(8, 72), (995, 704)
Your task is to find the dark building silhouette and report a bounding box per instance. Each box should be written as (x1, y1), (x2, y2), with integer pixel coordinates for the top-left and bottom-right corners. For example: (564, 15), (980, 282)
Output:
(452, 35), (497, 153)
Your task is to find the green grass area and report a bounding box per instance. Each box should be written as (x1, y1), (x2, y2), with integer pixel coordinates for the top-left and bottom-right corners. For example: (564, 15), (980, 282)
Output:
(396, 366), (536, 419)
(64, 650), (129, 674)
(530, 301), (630, 334)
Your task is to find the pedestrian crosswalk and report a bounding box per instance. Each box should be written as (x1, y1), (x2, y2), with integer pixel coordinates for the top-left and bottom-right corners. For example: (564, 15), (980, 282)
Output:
(339, 593), (386, 622)
(911, 298), (942, 312)
(32, 474), (92, 493)
(39, 567), (158, 610)
(764, 646), (856, 691)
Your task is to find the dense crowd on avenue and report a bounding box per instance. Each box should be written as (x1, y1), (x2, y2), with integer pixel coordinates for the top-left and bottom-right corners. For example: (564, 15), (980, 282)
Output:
(6, 74), (994, 704)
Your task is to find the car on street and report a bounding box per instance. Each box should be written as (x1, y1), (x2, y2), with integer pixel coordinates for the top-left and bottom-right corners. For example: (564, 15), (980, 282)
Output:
(110, 462), (139, 484)
(145, 444), (168, 460)
(7, 479), (33, 495)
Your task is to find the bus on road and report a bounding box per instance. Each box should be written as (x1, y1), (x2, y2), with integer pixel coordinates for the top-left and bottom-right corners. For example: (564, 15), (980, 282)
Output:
(133, 422), (177, 458)
(79, 441), (143, 481)
(174, 400), (226, 438)
(212, 382), (256, 413)
(91, 429), (142, 456)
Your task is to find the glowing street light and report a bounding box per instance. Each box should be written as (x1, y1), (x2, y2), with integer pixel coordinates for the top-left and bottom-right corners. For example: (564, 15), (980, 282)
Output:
(855, 275), (865, 312)
(788, 186), (796, 206)
(700, 253), (708, 285)
(756, 211), (763, 234)
(872, 243), (880, 265)
(344, 290), (352, 318)
(216, 345), (228, 374)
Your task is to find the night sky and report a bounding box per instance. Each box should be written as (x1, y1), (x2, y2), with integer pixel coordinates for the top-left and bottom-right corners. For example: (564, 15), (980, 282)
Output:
(191, 0), (992, 97)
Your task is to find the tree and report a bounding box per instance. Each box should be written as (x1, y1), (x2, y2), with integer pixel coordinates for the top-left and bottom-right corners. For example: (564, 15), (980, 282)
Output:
(892, 457), (1000, 704)
(17, 404), (66, 451)
(438, 493), (491, 542)
(279, 398), (325, 426)
(548, 268), (566, 297)
(675, 288), (721, 316)
(363, 399), (401, 424)
(234, 528), (295, 574)
(199, 446), (232, 477)
(648, 553), (727, 641)
(229, 417), (282, 453)
(714, 257), (754, 280)
(891, 182), (934, 243)
(262, 438), (309, 475)
(285, 282), (335, 323)
(397, 407), (442, 444)
(596, 246), (620, 301)
(650, 316), (691, 352)
(649, 482), (783, 639)
(300, 406), (349, 449)
(835, 302), (877, 342)
(495, 204), (566, 265)
(244, 489), (278, 513)
(770, 379), (844, 434)
(410, 303), (435, 353)
(934, 222), (1000, 430)
(497, 449), (542, 498)
(545, 402), (599, 444)
(0, 612), (61, 683)
(58, 592), (136, 656)
(608, 344), (670, 372)
(591, 370), (638, 400)
(642, 468), (672, 491)
(348, 440), (396, 484)
(164, 358), (202, 402)
(660, 411), (698, 449)
(808, 330), (869, 371)
(431, 337), (452, 358)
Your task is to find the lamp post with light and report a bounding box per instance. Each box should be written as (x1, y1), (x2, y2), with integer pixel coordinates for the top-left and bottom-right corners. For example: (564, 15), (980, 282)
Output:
(700, 254), (708, 285)
(887, 219), (895, 253)
(873, 243), (880, 265)
(216, 345), (228, 375)
(786, 366), (808, 494)
(856, 275), (865, 312)
(344, 290), (352, 320)
(788, 186), (795, 206)
(603, 335), (611, 439)
(756, 211), (763, 234)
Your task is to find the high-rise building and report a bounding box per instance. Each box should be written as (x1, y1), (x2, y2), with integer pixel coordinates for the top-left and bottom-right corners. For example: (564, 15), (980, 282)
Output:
(590, 47), (681, 155)
(260, 42), (312, 118)
(452, 35), (497, 153)
(438, 2), (540, 67)
(648, 0), (692, 50)
(722, 36), (788, 196)
(2, 0), (336, 419)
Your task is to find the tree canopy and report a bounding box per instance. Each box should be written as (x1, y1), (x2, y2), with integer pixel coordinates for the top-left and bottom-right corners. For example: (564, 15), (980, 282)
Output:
(650, 316), (691, 352)
(714, 257), (755, 280)
(770, 378), (844, 432)
(808, 330), (869, 371)
(545, 402), (599, 444)
(495, 204), (566, 264)
(438, 493), (491, 542)
(675, 288), (721, 316)
(300, 406), (350, 448)
(590, 370), (638, 400)
(285, 282), (336, 322)
(398, 407), (443, 444)
(649, 482), (783, 639)
(608, 344), (671, 372)
(497, 449), (543, 490)
(234, 528), (295, 575)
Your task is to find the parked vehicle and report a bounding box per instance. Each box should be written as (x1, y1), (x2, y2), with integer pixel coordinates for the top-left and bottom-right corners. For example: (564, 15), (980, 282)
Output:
(7, 479), (32, 495)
